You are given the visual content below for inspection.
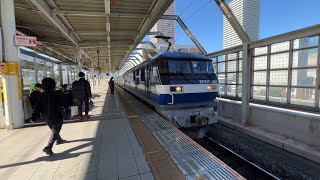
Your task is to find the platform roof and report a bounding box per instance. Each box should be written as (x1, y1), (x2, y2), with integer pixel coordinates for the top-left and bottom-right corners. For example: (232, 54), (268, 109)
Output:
(14, 0), (173, 71)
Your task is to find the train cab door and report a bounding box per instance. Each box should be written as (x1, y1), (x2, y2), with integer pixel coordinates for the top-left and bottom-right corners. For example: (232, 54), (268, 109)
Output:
(145, 65), (151, 99)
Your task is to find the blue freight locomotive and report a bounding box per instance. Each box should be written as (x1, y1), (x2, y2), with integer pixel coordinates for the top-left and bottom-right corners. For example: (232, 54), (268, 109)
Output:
(116, 51), (219, 138)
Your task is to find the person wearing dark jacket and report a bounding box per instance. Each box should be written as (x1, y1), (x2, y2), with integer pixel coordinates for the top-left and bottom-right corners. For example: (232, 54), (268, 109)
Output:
(29, 83), (42, 122)
(36, 78), (66, 156)
(108, 77), (115, 94)
(72, 72), (92, 121)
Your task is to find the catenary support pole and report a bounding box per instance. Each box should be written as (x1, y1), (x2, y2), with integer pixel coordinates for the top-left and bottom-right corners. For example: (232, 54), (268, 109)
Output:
(1, 0), (24, 129)
(241, 43), (251, 125)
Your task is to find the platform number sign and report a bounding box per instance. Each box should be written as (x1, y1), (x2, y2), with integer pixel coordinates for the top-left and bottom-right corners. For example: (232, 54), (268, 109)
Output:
(14, 36), (38, 47)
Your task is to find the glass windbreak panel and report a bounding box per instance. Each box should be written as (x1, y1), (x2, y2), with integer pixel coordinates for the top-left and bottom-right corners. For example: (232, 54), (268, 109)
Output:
(237, 85), (242, 97)
(227, 73), (237, 84)
(227, 53), (238, 60)
(270, 70), (288, 86)
(38, 69), (44, 82)
(253, 86), (266, 100)
(46, 62), (53, 78)
(270, 53), (289, 69)
(62, 65), (67, 85)
(238, 73), (242, 84)
(294, 36), (319, 49)
(291, 88), (315, 106)
(239, 51), (243, 59)
(217, 62), (225, 73)
(254, 46), (267, 56)
(219, 85), (225, 95)
(254, 56), (267, 70)
(227, 60), (237, 72)
(37, 58), (45, 81)
(253, 71), (267, 85)
(292, 69), (317, 87)
(226, 85), (236, 96)
(68, 66), (73, 84)
(53, 64), (60, 85)
(238, 59), (242, 71)
(22, 68), (35, 91)
(292, 48), (318, 68)
(271, 41), (289, 53)
(218, 74), (225, 84)
(269, 87), (287, 103)
(217, 55), (226, 62)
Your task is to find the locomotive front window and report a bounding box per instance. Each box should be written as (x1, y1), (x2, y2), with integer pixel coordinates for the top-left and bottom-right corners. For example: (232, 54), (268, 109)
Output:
(191, 61), (214, 74)
(168, 61), (191, 74)
(158, 59), (217, 85)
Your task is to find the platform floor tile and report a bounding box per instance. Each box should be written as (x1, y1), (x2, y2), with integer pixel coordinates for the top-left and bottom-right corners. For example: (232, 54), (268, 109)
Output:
(0, 84), (154, 180)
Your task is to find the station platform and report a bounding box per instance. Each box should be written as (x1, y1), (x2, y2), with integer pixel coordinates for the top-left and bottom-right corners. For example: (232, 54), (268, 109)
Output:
(0, 83), (243, 180)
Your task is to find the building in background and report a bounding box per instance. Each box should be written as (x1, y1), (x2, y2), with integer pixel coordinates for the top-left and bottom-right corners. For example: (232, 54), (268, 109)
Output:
(223, 0), (260, 49)
(150, 2), (175, 44)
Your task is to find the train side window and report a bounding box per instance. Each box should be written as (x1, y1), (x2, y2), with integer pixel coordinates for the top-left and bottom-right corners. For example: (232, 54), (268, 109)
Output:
(133, 70), (135, 80)
(136, 70), (139, 76)
(141, 67), (145, 81)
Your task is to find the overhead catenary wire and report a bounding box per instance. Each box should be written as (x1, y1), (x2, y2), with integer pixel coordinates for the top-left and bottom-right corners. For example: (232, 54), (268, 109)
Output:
(150, 0), (214, 50)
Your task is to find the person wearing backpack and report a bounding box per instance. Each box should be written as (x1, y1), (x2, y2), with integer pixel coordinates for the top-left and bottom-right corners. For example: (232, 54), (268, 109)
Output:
(72, 72), (92, 121)
(35, 78), (66, 156)
(108, 77), (115, 94)
(29, 83), (42, 123)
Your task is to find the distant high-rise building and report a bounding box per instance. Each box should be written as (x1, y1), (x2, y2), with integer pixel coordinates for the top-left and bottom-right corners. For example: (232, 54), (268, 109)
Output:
(150, 2), (175, 43)
(223, 0), (260, 49)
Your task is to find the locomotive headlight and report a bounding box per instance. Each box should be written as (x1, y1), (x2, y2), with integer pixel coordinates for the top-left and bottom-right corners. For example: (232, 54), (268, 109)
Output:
(207, 85), (217, 91)
(170, 86), (183, 92)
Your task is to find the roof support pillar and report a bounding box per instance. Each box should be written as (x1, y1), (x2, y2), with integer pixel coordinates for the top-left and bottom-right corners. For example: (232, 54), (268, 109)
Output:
(240, 43), (252, 125)
(214, 0), (252, 125)
(0, 0), (24, 129)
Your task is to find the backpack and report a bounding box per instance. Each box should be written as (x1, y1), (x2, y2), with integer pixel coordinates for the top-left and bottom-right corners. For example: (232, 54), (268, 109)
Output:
(72, 80), (83, 98)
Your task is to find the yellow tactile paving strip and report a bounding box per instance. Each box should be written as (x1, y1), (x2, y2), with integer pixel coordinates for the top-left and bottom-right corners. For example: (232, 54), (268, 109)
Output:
(117, 89), (185, 180)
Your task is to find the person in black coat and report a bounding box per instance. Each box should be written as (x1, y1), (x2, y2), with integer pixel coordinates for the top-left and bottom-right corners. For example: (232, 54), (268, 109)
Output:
(72, 72), (92, 121)
(29, 83), (42, 122)
(36, 78), (66, 156)
(108, 77), (115, 94)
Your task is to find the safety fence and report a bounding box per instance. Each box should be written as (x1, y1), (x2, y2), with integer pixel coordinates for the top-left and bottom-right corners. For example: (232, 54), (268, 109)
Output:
(207, 25), (320, 111)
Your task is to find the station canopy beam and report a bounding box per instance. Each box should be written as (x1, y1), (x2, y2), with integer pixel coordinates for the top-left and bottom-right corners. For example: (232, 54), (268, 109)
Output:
(14, 0), (174, 72)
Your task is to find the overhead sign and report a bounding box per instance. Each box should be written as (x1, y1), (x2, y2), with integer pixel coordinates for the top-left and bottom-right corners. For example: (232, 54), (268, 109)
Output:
(14, 36), (38, 47)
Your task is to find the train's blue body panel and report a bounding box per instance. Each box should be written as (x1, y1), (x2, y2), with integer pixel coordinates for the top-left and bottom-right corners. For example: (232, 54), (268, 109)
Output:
(116, 51), (220, 130)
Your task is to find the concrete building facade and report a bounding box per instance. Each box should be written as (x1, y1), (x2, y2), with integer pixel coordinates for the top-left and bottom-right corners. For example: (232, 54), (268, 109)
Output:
(150, 2), (175, 43)
(223, 0), (260, 49)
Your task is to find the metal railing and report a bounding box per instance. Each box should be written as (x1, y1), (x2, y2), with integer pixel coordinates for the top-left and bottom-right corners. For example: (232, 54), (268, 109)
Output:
(208, 25), (320, 112)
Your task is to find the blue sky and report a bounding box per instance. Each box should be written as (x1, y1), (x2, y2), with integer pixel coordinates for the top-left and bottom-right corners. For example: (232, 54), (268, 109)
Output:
(173, 0), (320, 53)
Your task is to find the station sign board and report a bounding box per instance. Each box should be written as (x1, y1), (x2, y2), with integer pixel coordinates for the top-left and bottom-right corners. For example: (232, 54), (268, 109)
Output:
(14, 36), (38, 47)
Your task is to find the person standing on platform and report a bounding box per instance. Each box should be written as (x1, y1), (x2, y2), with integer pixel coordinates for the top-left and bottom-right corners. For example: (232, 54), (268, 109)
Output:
(108, 76), (115, 94)
(36, 78), (66, 156)
(72, 72), (92, 121)
(29, 83), (42, 123)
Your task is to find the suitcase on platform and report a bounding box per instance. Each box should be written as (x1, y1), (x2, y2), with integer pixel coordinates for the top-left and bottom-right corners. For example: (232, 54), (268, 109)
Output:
(70, 106), (78, 117)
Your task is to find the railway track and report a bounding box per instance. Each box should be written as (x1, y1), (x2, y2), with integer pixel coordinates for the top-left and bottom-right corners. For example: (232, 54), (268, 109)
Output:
(118, 86), (280, 179)
(197, 135), (280, 180)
